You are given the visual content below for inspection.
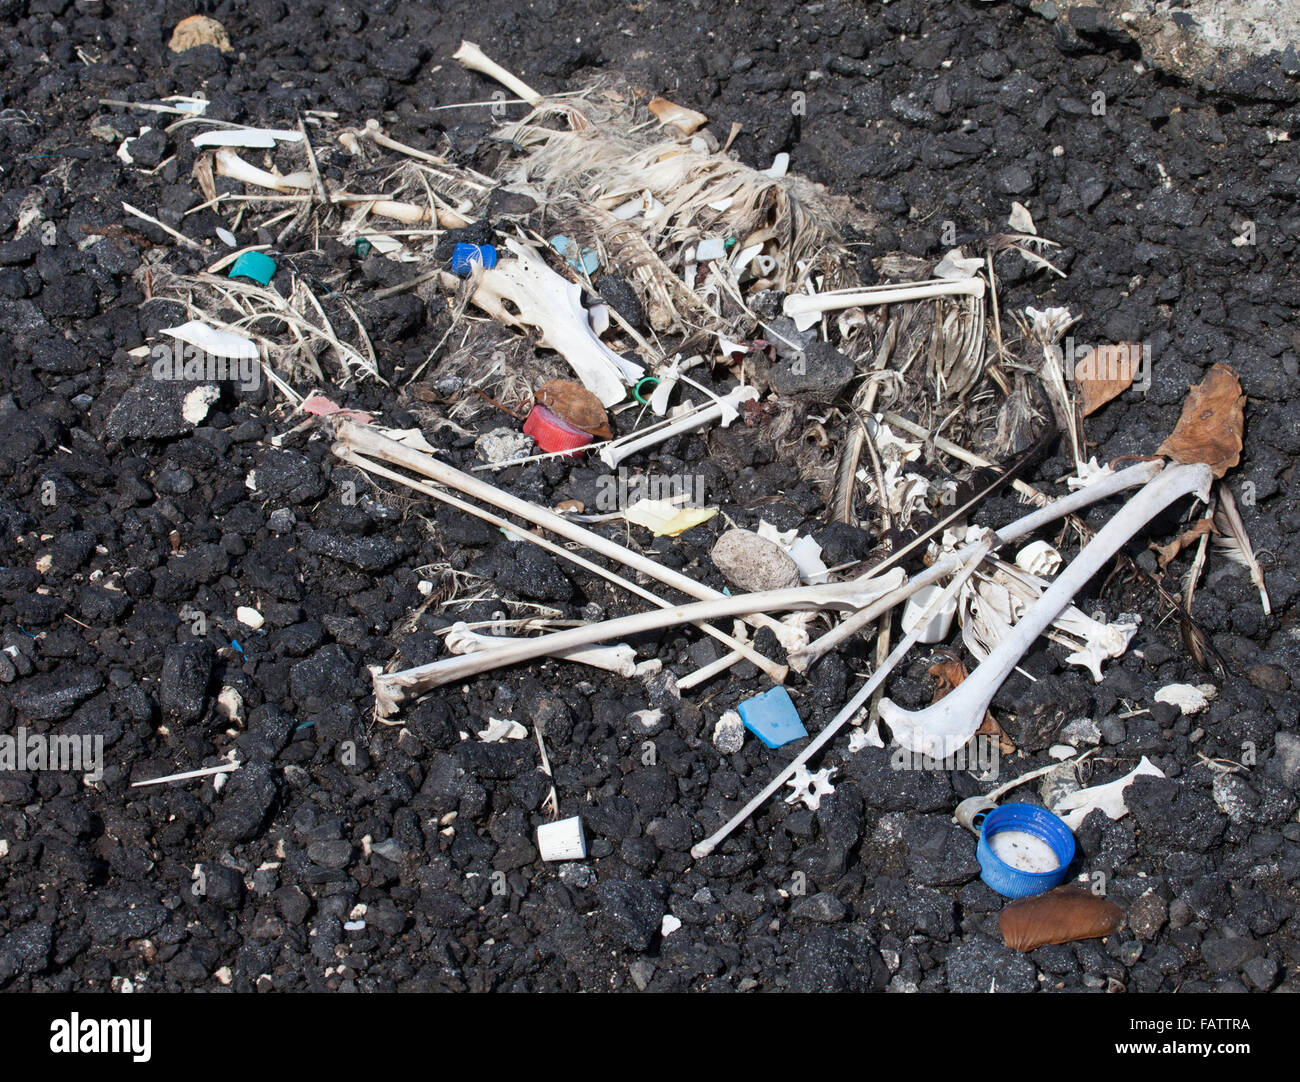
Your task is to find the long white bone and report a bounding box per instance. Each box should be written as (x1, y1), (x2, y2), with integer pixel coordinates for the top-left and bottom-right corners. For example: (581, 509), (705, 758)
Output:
(375, 572), (906, 714)
(353, 118), (446, 164)
(598, 385), (758, 469)
(333, 420), (802, 652)
(880, 463), (1213, 759)
(789, 458), (1167, 671)
(453, 41), (542, 106)
(782, 277), (987, 332)
(470, 239), (642, 406)
(445, 622), (638, 676)
(690, 532), (995, 860)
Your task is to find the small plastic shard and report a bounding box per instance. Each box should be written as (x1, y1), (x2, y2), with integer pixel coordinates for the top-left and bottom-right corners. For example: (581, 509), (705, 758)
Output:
(160, 320), (258, 359)
(1015, 540), (1062, 577)
(738, 686), (807, 749)
(299, 393), (374, 424)
(228, 250), (278, 285)
(1052, 756), (1165, 830)
(476, 717), (528, 742)
(695, 237), (728, 262)
(784, 764), (836, 811)
(523, 404), (594, 455)
(755, 521), (829, 584)
(1154, 683), (1216, 715)
(999, 886), (1123, 952)
(647, 96), (708, 134)
(661, 914), (682, 937)
(622, 498), (718, 538)
(192, 128), (304, 149)
(235, 606), (264, 629)
(537, 816), (586, 862)
(764, 152), (790, 178)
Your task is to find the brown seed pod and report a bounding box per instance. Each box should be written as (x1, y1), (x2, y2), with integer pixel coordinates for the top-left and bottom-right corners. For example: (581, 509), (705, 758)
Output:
(999, 886), (1124, 952)
(533, 380), (612, 439)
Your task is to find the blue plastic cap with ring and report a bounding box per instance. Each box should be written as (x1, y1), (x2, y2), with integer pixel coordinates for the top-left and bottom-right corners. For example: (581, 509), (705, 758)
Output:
(976, 802), (1075, 899)
(451, 243), (498, 277)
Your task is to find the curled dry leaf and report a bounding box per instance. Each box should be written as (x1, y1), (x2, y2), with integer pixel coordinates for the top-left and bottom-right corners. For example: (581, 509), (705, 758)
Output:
(1000, 886), (1124, 952)
(533, 379), (612, 439)
(1155, 363), (1244, 478)
(647, 97), (708, 135)
(928, 652), (1014, 754)
(1149, 515), (1214, 570)
(1075, 342), (1139, 416)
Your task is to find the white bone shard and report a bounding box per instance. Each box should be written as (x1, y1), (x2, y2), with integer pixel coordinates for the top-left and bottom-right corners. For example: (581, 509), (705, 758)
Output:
(446, 622), (638, 677)
(476, 717), (528, 742)
(470, 239), (642, 407)
(598, 385), (757, 468)
(1154, 682), (1216, 715)
(784, 765), (836, 810)
(452, 40), (542, 105)
(1052, 756), (1165, 830)
(782, 276), (986, 333)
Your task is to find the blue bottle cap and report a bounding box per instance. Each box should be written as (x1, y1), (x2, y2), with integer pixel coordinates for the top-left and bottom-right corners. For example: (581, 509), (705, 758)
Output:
(451, 243), (498, 276)
(976, 802), (1075, 898)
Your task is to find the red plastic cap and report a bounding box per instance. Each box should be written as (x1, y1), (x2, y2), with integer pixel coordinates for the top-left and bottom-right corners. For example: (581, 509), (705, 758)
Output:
(523, 404), (594, 456)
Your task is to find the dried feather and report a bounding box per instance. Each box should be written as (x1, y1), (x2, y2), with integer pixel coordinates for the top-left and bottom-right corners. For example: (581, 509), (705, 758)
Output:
(1213, 481), (1271, 615)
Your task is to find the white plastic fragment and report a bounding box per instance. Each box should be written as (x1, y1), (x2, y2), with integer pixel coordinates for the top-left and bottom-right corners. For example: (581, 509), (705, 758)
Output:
(215, 226), (238, 247)
(784, 765), (836, 811)
(1052, 756), (1166, 831)
(755, 521), (829, 584)
(1015, 540), (1062, 577)
(191, 127), (304, 148)
(476, 717), (528, 742)
(901, 583), (958, 644)
(695, 236), (727, 261)
(661, 914), (683, 937)
(160, 320), (259, 359)
(537, 816), (586, 862)
(181, 386), (221, 426)
(236, 605), (264, 629)
(1154, 683), (1216, 715)
(764, 152), (790, 178)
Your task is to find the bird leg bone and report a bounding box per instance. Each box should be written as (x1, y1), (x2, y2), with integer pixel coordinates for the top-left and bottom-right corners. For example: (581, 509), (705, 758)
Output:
(374, 572), (906, 715)
(445, 622), (638, 677)
(331, 420), (798, 663)
(782, 276), (987, 333)
(452, 40), (542, 106)
(598, 385), (758, 469)
(789, 458), (1167, 672)
(336, 446), (788, 683)
(346, 118), (445, 164)
(469, 238), (643, 407)
(880, 463), (1213, 760)
(690, 531), (996, 860)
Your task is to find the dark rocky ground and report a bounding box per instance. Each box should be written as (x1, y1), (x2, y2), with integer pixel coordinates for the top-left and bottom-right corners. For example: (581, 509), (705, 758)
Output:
(1, 0), (1299, 993)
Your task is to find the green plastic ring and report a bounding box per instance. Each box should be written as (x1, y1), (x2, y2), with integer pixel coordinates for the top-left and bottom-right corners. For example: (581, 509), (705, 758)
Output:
(633, 377), (660, 404)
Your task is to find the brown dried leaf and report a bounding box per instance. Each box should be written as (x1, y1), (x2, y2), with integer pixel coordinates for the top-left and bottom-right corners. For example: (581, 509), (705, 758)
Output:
(1155, 364), (1245, 478)
(647, 97), (708, 135)
(534, 380), (612, 439)
(930, 655), (1014, 753)
(1000, 886), (1124, 952)
(1075, 343), (1139, 416)
(1149, 516), (1214, 570)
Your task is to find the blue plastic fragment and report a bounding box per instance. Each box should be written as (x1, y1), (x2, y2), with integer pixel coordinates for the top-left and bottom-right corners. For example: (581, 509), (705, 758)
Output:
(451, 242), (498, 276)
(976, 802), (1075, 899)
(228, 250), (278, 285)
(230, 639), (243, 654)
(549, 234), (599, 275)
(738, 686), (807, 749)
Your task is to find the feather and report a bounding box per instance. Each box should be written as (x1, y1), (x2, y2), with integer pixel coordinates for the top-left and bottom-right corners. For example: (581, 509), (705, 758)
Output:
(1213, 482), (1271, 615)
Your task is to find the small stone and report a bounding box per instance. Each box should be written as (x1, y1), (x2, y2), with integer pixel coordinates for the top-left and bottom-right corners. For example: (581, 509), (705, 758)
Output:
(712, 711), (745, 754)
(1128, 888), (1168, 942)
(169, 15), (233, 53)
(268, 508), (296, 534)
(475, 428), (533, 465)
(792, 892), (847, 923)
(160, 641), (213, 723)
(769, 340), (856, 398)
(1243, 955), (1279, 991)
(628, 958), (656, 990)
(1061, 716), (1101, 746)
(1099, 715), (1127, 745)
(710, 528), (801, 592)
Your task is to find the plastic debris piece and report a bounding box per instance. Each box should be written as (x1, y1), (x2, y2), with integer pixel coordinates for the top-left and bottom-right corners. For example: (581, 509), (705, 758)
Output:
(738, 686), (807, 749)
(764, 152), (790, 178)
(755, 521), (830, 585)
(215, 227), (238, 247)
(235, 606), (264, 629)
(549, 234), (599, 275)
(476, 717), (528, 742)
(228, 250), (278, 286)
(784, 764), (836, 810)
(299, 393), (374, 424)
(647, 96), (708, 134)
(523, 404), (594, 456)
(192, 128), (304, 149)
(451, 242), (498, 276)
(1000, 886), (1123, 951)
(537, 816), (586, 862)
(1015, 540), (1062, 577)
(1052, 755), (1165, 831)
(1153, 683), (1215, 715)
(661, 914), (682, 937)
(623, 498), (717, 538)
(976, 803), (1075, 898)
(160, 320), (258, 359)
(168, 14), (232, 53)
(695, 237), (727, 262)
(900, 583), (958, 644)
